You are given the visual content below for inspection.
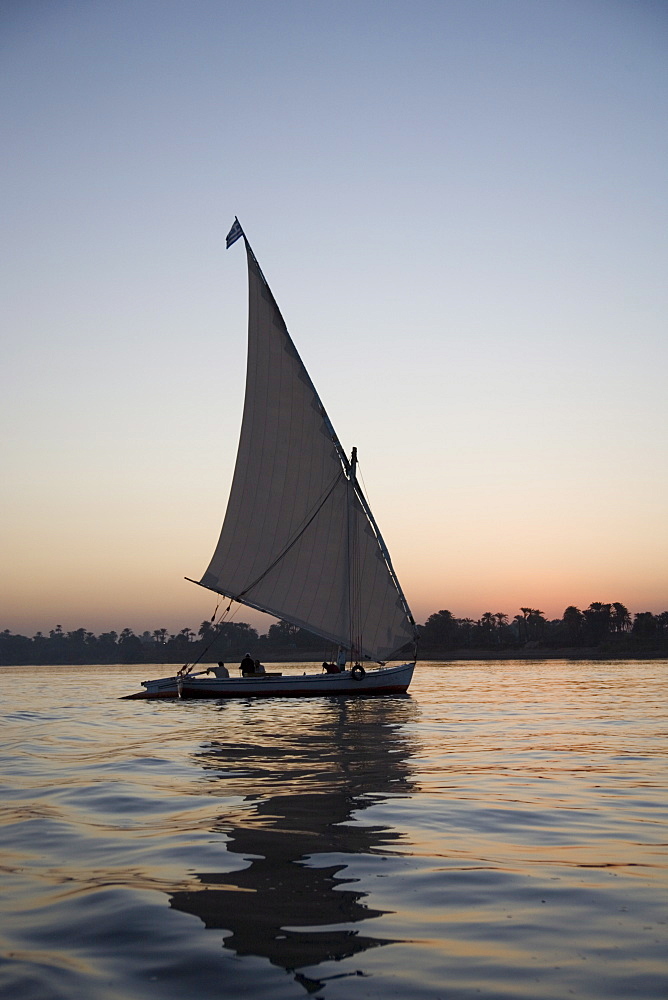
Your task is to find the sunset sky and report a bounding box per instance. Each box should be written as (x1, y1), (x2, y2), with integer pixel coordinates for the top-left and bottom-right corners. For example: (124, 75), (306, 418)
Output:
(2, 1), (667, 638)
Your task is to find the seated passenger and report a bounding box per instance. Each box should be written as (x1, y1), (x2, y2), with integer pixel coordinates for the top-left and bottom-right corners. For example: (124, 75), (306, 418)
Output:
(322, 661), (341, 674)
(240, 653), (255, 676)
(253, 659), (266, 674)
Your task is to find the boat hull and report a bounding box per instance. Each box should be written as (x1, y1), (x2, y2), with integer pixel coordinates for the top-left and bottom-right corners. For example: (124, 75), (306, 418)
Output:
(124, 663), (415, 699)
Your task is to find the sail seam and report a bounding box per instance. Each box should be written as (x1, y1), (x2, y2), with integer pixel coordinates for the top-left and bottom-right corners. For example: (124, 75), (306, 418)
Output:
(236, 470), (345, 603)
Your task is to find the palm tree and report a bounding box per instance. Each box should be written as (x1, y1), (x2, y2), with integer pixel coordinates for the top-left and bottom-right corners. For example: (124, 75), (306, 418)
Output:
(492, 612), (509, 646)
(526, 609), (546, 640)
(457, 618), (475, 646)
(583, 603), (612, 642)
(513, 613), (527, 642)
(421, 610), (458, 649)
(562, 606), (584, 643)
(198, 620), (214, 641)
(632, 612), (657, 637)
(477, 612), (496, 645)
(611, 602), (631, 633)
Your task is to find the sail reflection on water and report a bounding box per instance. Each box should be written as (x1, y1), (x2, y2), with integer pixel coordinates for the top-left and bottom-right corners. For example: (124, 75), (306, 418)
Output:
(169, 696), (420, 985)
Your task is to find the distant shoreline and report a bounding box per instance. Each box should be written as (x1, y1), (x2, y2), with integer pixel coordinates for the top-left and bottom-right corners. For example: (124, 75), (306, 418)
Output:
(3, 648), (666, 669)
(2, 611), (667, 667)
(417, 647), (668, 661)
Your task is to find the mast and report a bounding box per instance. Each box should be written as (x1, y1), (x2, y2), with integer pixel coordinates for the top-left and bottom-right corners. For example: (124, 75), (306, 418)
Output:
(347, 446), (358, 663)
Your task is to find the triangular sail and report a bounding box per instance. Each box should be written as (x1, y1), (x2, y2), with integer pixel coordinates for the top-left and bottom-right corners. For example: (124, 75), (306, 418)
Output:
(198, 234), (415, 662)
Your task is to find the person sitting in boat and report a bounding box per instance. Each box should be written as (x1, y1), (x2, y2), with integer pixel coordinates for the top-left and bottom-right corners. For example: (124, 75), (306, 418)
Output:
(322, 661), (341, 674)
(205, 662), (229, 678)
(240, 653), (256, 676)
(254, 659), (266, 674)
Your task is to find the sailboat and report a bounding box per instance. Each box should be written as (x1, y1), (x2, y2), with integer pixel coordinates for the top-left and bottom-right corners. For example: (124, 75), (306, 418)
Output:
(127, 220), (417, 699)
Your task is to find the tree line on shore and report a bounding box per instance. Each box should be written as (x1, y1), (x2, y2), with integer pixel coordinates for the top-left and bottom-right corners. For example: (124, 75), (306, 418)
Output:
(1, 601), (667, 666)
(419, 603), (668, 654)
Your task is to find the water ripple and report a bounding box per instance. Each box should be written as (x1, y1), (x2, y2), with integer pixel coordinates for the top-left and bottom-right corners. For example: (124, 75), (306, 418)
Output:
(0, 660), (666, 999)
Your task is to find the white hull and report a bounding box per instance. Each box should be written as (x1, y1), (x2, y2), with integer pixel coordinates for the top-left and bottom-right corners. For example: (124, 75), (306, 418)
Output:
(125, 662), (415, 700)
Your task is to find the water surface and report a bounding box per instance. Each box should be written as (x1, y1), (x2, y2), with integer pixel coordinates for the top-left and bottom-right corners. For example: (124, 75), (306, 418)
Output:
(1, 660), (666, 999)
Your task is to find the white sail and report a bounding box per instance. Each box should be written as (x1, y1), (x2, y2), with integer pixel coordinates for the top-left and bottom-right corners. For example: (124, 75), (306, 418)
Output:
(199, 235), (415, 662)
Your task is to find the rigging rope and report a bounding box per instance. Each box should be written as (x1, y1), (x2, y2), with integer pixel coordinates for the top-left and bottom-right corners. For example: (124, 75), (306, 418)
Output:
(178, 597), (235, 675)
(235, 469), (345, 602)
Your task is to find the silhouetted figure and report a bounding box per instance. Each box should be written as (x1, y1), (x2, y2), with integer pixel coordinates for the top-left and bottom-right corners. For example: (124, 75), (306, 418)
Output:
(240, 653), (255, 676)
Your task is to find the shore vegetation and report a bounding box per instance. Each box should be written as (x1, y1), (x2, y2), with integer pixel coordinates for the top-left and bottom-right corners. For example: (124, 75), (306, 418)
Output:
(1, 602), (667, 666)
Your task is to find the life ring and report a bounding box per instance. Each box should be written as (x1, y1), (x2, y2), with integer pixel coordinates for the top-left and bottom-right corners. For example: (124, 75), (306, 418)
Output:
(351, 664), (366, 680)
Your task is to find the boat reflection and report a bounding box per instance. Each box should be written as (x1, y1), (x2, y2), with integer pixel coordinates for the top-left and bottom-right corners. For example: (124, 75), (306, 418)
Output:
(169, 695), (419, 991)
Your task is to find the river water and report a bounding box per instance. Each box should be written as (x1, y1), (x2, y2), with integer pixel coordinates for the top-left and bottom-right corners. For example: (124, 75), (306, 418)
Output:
(1, 660), (666, 1000)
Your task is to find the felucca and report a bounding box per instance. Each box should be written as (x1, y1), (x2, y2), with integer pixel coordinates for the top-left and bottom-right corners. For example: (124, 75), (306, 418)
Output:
(126, 221), (417, 699)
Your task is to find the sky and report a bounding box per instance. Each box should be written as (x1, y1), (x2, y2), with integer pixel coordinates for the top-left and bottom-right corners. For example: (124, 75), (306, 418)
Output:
(2, 0), (667, 638)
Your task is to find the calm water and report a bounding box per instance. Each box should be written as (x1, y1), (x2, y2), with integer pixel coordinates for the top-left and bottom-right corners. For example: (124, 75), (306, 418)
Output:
(1, 660), (666, 1000)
